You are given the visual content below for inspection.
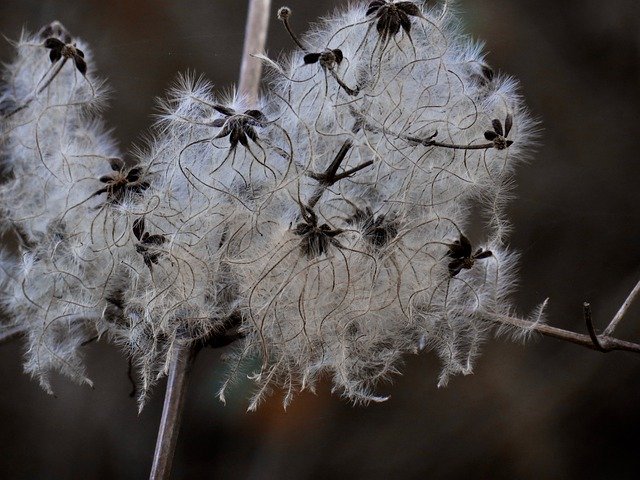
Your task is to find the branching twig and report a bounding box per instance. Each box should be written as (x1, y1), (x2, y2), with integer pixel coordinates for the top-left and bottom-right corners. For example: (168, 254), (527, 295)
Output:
(307, 140), (373, 208)
(583, 302), (607, 352)
(604, 278), (640, 336)
(495, 311), (640, 354)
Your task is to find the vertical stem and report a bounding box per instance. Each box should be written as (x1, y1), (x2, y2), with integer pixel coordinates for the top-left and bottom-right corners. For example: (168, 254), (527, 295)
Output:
(238, 0), (272, 106)
(149, 344), (198, 480)
(149, 2), (272, 478)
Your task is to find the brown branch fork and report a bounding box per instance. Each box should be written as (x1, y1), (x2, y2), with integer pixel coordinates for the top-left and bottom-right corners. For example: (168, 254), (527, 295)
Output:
(494, 278), (640, 354)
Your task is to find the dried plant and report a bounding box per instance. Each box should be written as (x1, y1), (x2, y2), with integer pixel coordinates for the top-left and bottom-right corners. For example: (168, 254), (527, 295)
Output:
(1, 2), (639, 478)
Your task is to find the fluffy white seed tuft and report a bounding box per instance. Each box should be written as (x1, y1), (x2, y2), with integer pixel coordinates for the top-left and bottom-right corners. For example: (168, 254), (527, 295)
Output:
(1, 3), (537, 409)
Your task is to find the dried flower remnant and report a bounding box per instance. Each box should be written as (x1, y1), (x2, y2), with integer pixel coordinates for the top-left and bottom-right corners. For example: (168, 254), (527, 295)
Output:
(469, 62), (495, 86)
(303, 48), (344, 69)
(38, 21), (72, 43)
(43, 37), (87, 75)
(212, 105), (268, 151)
(346, 204), (397, 249)
(446, 233), (493, 277)
(133, 217), (167, 271)
(366, 0), (423, 44)
(91, 159), (150, 205)
(484, 114), (514, 150)
(278, 6), (359, 95)
(293, 205), (344, 258)
(2, 22), (91, 119)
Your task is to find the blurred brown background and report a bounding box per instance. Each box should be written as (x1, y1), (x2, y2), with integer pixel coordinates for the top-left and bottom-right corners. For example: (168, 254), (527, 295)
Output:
(1, 1), (640, 478)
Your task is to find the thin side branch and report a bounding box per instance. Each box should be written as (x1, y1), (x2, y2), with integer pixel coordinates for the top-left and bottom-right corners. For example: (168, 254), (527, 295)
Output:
(3, 58), (68, 119)
(604, 277), (640, 336)
(149, 344), (198, 480)
(494, 313), (640, 354)
(277, 7), (307, 51)
(328, 68), (360, 96)
(583, 302), (606, 351)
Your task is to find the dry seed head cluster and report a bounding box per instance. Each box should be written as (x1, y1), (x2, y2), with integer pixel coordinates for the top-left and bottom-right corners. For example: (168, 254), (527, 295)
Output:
(0, 2), (540, 410)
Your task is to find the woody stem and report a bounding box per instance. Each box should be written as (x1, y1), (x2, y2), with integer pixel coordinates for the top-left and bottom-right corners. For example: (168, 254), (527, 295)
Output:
(150, 1), (271, 478)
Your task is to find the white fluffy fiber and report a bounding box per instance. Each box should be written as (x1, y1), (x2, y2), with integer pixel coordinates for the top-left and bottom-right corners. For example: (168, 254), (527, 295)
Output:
(1, 2), (537, 409)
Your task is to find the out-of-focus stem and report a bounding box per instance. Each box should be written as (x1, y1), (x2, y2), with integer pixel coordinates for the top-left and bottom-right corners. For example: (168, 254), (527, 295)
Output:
(149, 2), (272, 478)
(238, 0), (272, 107)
